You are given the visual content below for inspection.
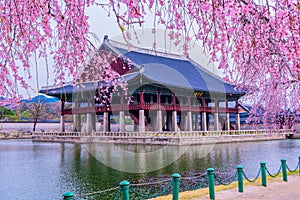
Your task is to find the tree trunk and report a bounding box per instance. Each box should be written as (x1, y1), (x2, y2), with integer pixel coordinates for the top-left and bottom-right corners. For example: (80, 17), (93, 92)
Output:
(33, 118), (37, 132)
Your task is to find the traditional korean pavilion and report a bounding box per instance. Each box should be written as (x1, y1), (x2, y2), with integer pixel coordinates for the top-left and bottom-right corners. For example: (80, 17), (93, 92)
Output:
(40, 36), (245, 133)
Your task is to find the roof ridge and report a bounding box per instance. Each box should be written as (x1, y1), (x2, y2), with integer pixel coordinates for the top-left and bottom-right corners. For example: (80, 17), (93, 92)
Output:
(104, 37), (227, 82)
(106, 38), (187, 61)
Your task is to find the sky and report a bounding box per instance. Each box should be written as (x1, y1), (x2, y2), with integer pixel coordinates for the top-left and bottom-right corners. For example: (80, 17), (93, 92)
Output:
(21, 4), (220, 99)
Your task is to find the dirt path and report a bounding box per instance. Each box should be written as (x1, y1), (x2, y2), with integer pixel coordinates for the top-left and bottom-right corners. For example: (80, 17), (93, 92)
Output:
(192, 175), (300, 200)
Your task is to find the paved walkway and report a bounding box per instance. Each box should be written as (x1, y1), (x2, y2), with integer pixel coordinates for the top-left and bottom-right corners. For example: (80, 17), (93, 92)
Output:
(192, 175), (300, 200)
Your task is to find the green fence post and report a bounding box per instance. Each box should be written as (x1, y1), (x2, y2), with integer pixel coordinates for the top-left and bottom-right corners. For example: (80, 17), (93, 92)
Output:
(281, 159), (287, 182)
(207, 168), (215, 200)
(237, 166), (244, 193)
(172, 173), (181, 200)
(298, 156), (300, 176)
(260, 162), (267, 187)
(62, 192), (74, 200)
(120, 180), (130, 200)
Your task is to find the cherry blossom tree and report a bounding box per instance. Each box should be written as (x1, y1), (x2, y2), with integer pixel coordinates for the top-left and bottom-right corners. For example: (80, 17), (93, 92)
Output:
(1, 0), (300, 126)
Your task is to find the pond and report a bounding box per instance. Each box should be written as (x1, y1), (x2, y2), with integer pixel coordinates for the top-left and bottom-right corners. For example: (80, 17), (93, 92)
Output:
(0, 139), (299, 200)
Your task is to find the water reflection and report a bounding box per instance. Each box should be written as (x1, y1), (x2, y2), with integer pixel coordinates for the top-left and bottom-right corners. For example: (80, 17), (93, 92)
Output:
(0, 139), (299, 200)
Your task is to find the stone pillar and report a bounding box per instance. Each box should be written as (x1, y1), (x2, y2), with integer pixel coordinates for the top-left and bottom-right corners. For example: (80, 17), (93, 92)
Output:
(72, 103), (76, 132)
(78, 114), (82, 132)
(182, 112), (186, 131)
(103, 112), (109, 132)
(196, 114), (201, 131)
(92, 113), (96, 132)
(86, 113), (93, 134)
(157, 110), (163, 132)
(202, 112), (207, 131)
(172, 110), (177, 131)
(149, 110), (155, 131)
(73, 114), (77, 132)
(235, 99), (240, 130)
(214, 98), (219, 131)
(236, 113), (241, 130)
(60, 100), (65, 132)
(60, 115), (65, 132)
(214, 112), (219, 131)
(187, 111), (193, 131)
(119, 111), (125, 132)
(167, 111), (172, 131)
(73, 114), (80, 132)
(139, 109), (145, 132)
(225, 112), (230, 130)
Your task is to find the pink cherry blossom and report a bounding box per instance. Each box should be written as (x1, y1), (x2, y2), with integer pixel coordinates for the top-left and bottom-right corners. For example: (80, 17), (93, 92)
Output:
(1, 0), (300, 126)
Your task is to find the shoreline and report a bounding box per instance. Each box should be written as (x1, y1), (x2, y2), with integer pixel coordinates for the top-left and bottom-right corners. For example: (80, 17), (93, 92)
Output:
(153, 172), (300, 200)
(0, 135), (32, 140)
(32, 131), (288, 145)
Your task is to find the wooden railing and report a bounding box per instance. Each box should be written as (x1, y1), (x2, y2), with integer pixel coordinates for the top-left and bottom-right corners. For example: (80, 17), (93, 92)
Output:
(62, 102), (239, 115)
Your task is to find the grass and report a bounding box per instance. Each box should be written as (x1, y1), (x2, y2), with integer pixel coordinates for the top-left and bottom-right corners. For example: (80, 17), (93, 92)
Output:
(152, 170), (299, 200)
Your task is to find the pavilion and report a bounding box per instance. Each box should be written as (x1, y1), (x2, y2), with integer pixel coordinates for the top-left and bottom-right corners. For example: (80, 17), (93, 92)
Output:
(40, 36), (245, 133)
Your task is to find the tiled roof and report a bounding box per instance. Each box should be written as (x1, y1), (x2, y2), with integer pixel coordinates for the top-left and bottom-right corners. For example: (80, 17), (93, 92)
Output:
(118, 48), (242, 94)
(40, 38), (245, 99)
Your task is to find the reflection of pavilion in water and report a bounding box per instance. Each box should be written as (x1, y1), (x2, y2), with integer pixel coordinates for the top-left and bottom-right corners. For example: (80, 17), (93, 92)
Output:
(40, 36), (245, 134)
(79, 143), (242, 174)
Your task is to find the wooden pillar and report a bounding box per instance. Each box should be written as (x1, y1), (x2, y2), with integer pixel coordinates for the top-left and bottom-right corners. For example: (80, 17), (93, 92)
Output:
(140, 91), (144, 108)
(157, 91), (161, 105)
(119, 95), (123, 110)
(173, 93), (176, 110)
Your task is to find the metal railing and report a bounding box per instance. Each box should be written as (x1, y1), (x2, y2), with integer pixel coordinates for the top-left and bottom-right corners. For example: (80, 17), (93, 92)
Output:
(61, 156), (300, 200)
